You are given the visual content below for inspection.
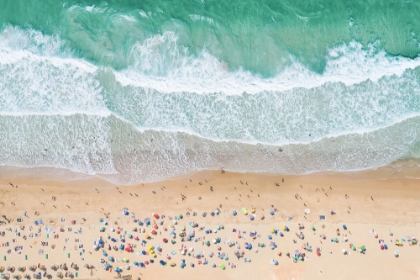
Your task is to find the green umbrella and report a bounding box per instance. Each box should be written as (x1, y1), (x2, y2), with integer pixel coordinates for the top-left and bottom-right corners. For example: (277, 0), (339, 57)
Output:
(206, 241), (211, 246)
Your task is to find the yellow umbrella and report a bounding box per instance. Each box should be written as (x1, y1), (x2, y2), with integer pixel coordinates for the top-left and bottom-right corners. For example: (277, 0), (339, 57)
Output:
(145, 233), (150, 239)
(147, 245), (154, 251)
(251, 208), (255, 213)
(270, 229), (275, 234)
(282, 226), (286, 231)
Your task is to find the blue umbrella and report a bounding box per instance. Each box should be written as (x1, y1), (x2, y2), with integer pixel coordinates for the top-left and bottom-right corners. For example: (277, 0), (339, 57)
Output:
(133, 261), (138, 266)
(111, 238), (116, 242)
(108, 256), (114, 262)
(103, 251), (108, 256)
(268, 235), (272, 239)
(270, 210), (274, 215)
(121, 238), (125, 242)
(142, 240), (147, 244)
(232, 210), (237, 216)
(248, 244), (252, 249)
(142, 250), (146, 255)
(138, 220), (143, 225)
(159, 260), (166, 266)
(140, 262), (145, 267)
(119, 244), (124, 250)
(343, 224), (347, 230)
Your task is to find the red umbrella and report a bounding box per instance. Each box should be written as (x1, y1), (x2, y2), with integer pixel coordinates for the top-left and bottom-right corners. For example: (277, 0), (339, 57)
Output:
(380, 244), (384, 250)
(316, 250), (321, 256)
(154, 214), (160, 219)
(163, 238), (168, 243)
(152, 230), (157, 235)
(144, 260), (149, 265)
(238, 234), (241, 238)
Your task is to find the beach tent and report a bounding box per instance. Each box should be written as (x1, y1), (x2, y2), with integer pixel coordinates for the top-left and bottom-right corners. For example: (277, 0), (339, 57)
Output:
(232, 210), (237, 216)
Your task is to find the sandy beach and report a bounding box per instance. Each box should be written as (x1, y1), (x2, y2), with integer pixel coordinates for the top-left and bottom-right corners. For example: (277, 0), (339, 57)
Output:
(1, 165), (420, 280)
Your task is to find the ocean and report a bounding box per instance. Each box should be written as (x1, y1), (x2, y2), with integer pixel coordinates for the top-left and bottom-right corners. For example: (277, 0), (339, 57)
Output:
(1, 0), (420, 184)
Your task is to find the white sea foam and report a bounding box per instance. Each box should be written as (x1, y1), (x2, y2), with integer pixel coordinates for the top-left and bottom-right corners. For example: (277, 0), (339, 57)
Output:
(1, 26), (420, 183)
(116, 32), (420, 95)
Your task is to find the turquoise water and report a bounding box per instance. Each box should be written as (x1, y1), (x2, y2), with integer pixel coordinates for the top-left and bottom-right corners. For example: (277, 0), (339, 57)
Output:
(1, 0), (420, 183)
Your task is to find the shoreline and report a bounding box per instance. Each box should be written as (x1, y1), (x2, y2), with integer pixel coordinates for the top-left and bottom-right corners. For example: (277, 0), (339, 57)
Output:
(1, 157), (420, 186)
(1, 166), (420, 279)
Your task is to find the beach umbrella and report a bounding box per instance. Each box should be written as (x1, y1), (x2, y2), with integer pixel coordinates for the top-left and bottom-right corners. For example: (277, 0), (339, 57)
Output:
(394, 250), (399, 257)
(380, 244), (384, 250)
(154, 214), (160, 219)
(232, 210), (237, 216)
(268, 235), (272, 239)
(108, 256), (114, 262)
(316, 250), (321, 256)
(139, 262), (145, 267)
(270, 210), (275, 215)
(342, 249), (347, 255)
(220, 264), (226, 270)
(144, 260), (149, 265)
(114, 267), (122, 273)
(249, 215), (254, 221)
(206, 241), (211, 247)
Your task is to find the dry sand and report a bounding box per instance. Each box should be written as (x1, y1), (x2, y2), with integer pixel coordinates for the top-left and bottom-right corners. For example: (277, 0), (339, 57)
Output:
(1, 166), (420, 280)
